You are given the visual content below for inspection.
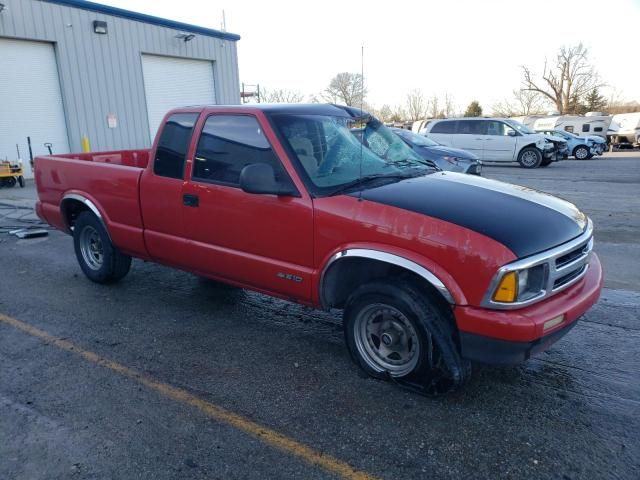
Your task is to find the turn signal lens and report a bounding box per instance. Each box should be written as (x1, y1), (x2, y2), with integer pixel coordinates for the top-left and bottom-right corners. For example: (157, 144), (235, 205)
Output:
(493, 272), (518, 302)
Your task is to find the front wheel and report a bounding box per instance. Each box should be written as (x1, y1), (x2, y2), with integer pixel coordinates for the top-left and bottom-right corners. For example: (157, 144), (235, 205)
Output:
(73, 211), (131, 283)
(343, 280), (470, 394)
(574, 146), (590, 160)
(18, 176), (25, 187)
(517, 147), (542, 168)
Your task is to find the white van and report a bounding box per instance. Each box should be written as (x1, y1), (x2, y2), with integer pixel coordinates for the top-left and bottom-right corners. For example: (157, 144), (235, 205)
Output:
(424, 118), (554, 168)
(532, 115), (611, 140)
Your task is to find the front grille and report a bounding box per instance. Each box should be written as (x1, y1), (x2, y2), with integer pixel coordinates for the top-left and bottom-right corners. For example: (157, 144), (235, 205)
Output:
(556, 242), (590, 269)
(553, 265), (587, 289)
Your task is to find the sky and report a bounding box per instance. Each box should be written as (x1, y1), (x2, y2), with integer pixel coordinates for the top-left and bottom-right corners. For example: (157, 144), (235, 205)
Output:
(101, 0), (640, 113)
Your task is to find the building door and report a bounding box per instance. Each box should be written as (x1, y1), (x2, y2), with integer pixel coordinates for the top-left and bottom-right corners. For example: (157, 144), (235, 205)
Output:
(141, 55), (216, 144)
(0, 39), (69, 179)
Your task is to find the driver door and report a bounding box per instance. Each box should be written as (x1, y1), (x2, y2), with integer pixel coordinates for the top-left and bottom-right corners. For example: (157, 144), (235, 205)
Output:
(181, 113), (314, 301)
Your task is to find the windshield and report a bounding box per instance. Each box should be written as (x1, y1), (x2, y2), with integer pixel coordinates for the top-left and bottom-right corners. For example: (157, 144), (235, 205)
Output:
(270, 113), (434, 195)
(392, 128), (439, 147)
(505, 119), (536, 135)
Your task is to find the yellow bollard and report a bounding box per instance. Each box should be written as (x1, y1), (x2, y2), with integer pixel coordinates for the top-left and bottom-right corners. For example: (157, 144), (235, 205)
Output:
(81, 135), (91, 153)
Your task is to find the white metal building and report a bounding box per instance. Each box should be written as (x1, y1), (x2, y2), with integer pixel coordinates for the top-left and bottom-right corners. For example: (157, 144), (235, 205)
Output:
(0, 0), (241, 178)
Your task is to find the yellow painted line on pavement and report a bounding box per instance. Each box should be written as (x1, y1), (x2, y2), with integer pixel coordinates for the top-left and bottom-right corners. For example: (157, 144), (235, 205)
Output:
(0, 313), (379, 480)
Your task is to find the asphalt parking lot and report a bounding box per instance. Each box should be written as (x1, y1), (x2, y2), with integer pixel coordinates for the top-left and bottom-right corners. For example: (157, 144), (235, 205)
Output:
(1, 153), (639, 480)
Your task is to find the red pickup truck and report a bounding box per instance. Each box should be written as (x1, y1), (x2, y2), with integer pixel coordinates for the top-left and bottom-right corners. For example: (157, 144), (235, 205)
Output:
(35, 104), (603, 393)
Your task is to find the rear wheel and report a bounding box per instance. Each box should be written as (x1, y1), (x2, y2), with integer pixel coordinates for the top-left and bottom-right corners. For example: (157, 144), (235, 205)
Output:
(343, 280), (470, 394)
(574, 146), (589, 160)
(18, 176), (25, 187)
(517, 147), (542, 168)
(73, 211), (131, 283)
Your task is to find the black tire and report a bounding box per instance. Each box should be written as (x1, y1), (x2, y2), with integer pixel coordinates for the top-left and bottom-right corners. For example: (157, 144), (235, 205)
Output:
(517, 147), (542, 168)
(343, 279), (470, 395)
(73, 211), (131, 284)
(5, 176), (17, 188)
(573, 145), (589, 160)
(18, 176), (25, 188)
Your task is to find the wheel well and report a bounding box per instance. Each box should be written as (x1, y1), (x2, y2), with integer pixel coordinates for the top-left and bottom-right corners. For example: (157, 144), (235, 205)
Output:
(60, 199), (91, 231)
(321, 257), (451, 311)
(519, 143), (538, 153)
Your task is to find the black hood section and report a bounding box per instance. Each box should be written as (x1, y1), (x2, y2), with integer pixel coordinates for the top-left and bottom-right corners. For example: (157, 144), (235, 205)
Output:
(352, 173), (586, 258)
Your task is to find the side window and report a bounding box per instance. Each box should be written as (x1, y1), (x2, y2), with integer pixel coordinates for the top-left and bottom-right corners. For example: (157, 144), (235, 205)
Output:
(486, 121), (511, 136)
(564, 126), (574, 133)
(582, 124), (591, 132)
(193, 115), (287, 187)
(457, 120), (487, 135)
(154, 113), (199, 179)
(430, 121), (456, 134)
(594, 127), (603, 132)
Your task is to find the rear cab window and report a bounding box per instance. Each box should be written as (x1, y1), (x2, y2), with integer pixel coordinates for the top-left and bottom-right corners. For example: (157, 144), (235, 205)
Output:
(153, 113), (199, 179)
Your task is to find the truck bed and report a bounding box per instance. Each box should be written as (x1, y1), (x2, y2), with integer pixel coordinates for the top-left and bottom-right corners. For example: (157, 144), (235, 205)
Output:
(35, 149), (151, 258)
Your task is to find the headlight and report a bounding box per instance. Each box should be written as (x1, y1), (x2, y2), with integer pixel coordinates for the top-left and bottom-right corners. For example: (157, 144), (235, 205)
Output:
(491, 264), (547, 303)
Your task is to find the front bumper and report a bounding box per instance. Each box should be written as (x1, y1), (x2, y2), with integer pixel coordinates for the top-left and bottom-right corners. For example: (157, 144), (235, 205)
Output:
(455, 253), (603, 365)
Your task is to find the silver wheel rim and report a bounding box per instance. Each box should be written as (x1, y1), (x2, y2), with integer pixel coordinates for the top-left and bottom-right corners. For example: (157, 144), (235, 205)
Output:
(79, 226), (104, 270)
(575, 148), (587, 159)
(353, 303), (420, 377)
(521, 150), (538, 166)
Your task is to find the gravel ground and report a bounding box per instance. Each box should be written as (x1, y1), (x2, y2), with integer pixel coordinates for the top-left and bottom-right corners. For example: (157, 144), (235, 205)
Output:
(0, 153), (638, 480)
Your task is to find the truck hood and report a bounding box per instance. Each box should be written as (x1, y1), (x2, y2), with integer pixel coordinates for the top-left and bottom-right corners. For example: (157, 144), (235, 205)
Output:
(352, 172), (587, 258)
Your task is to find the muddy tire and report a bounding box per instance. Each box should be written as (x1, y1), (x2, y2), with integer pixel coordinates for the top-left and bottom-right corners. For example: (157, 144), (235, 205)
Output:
(517, 147), (542, 168)
(343, 279), (470, 395)
(73, 211), (131, 284)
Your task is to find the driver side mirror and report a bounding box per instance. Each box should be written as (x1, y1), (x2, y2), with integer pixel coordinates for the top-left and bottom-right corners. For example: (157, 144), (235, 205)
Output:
(506, 130), (517, 137)
(239, 163), (297, 196)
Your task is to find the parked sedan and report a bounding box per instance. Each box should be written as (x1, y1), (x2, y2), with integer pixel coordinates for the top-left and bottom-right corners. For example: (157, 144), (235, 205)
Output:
(390, 128), (482, 175)
(536, 129), (606, 159)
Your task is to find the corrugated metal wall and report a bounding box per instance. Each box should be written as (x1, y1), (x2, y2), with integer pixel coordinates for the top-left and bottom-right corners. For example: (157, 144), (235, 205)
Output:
(0, 0), (240, 152)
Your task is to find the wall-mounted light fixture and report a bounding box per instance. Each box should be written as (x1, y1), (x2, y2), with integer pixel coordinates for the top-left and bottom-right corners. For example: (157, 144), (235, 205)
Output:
(0, 3), (7, 14)
(175, 33), (196, 42)
(93, 20), (107, 34)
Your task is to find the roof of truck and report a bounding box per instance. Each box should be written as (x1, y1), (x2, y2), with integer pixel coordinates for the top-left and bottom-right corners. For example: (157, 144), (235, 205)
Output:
(182, 103), (370, 118)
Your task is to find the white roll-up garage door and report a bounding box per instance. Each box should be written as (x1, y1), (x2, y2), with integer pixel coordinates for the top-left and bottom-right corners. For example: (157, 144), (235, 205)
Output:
(0, 39), (69, 179)
(141, 55), (216, 143)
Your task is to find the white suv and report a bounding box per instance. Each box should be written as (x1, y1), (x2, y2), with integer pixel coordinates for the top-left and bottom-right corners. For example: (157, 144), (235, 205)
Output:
(424, 118), (554, 168)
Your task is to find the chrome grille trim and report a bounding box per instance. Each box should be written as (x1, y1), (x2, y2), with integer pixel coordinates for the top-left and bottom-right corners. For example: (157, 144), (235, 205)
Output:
(482, 218), (593, 310)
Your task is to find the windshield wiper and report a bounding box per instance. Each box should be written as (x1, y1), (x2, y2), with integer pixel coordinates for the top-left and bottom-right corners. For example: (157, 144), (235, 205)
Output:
(328, 172), (419, 196)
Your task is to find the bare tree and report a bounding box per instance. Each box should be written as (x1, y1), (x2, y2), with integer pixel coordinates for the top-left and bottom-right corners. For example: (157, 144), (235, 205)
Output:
(405, 89), (426, 122)
(261, 87), (305, 103)
(323, 72), (366, 106)
(492, 89), (549, 116)
(522, 43), (604, 114)
(428, 96), (441, 119)
(378, 104), (393, 122)
(442, 93), (456, 118)
(390, 105), (407, 122)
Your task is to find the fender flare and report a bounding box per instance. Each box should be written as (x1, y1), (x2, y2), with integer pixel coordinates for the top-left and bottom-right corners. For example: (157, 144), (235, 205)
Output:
(60, 193), (111, 241)
(320, 248), (456, 307)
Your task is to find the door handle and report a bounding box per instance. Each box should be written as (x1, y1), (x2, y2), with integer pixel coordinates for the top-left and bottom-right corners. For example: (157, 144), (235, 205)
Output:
(183, 194), (199, 207)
